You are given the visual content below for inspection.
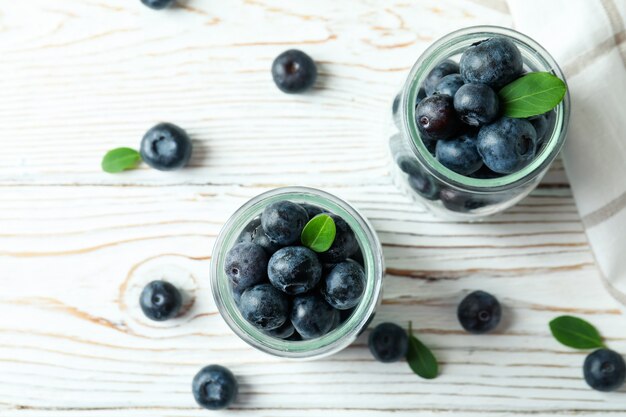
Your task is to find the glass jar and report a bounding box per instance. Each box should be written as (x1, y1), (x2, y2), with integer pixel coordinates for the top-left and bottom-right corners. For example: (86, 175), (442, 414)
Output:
(211, 187), (384, 360)
(389, 26), (570, 220)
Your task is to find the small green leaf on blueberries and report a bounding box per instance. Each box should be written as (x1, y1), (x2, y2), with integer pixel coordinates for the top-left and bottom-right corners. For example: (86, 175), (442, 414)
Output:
(102, 147), (142, 173)
(406, 321), (439, 379)
(301, 214), (336, 253)
(500, 72), (567, 118)
(549, 315), (605, 349)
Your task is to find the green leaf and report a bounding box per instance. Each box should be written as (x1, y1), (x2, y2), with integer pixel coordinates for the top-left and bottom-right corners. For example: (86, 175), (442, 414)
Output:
(499, 72), (567, 118)
(101, 147), (141, 173)
(406, 322), (438, 379)
(549, 315), (605, 349)
(301, 214), (336, 252)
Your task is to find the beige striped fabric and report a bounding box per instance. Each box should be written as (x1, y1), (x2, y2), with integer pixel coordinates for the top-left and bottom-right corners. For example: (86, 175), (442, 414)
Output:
(508, 0), (626, 305)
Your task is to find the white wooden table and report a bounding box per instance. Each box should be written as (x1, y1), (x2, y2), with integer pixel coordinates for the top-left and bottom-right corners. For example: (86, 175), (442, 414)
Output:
(1, 1), (625, 415)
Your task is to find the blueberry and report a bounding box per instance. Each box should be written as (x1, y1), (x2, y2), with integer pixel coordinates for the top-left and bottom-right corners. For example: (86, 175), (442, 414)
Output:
(440, 188), (486, 213)
(268, 246), (322, 295)
(291, 294), (339, 339)
(416, 94), (460, 140)
(470, 165), (501, 179)
(139, 280), (182, 321)
(141, 0), (175, 9)
(454, 83), (500, 126)
(239, 284), (289, 330)
(261, 201), (308, 245)
(322, 260), (366, 310)
(530, 111), (553, 146)
(318, 214), (359, 264)
(271, 49), (317, 94)
(457, 290), (501, 334)
(252, 225), (282, 255)
(392, 94), (401, 116)
(232, 283), (245, 306)
(140, 122), (192, 171)
(416, 87), (427, 104)
(434, 74), (465, 97)
(265, 320), (296, 339)
(460, 37), (523, 89)
(368, 322), (409, 363)
(192, 365), (238, 410)
(351, 249), (365, 267)
(423, 60), (460, 96)
(237, 218), (262, 243)
(477, 118), (537, 174)
(583, 349), (626, 392)
(436, 133), (483, 175)
(408, 171), (440, 201)
(389, 134), (425, 175)
(300, 203), (324, 219)
(224, 242), (268, 290)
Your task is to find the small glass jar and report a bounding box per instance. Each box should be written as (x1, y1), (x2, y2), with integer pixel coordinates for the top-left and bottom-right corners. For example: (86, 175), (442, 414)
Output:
(211, 187), (384, 360)
(389, 26), (570, 220)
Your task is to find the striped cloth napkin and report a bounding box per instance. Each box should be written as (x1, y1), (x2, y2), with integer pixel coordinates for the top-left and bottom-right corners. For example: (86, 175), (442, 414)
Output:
(507, 0), (626, 305)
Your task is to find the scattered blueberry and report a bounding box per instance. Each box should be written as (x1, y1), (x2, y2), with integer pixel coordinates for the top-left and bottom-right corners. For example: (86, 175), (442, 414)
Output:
(434, 74), (465, 97)
(408, 171), (440, 201)
(322, 260), (366, 310)
(237, 218), (262, 243)
(141, 0), (175, 9)
(453, 83), (500, 126)
(368, 322), (409, 363)
(261, 201), (308, 245)
(416, 94), (460, 140)
(291, 294), (339, 339)
(319, 214), (358, 264)
(423, 59), (460, 96)
(271, 49), (317, 94)
(436, 133), (483, 175)
(139, 280), (182, 321)
(192, 365), (238, 410)
(268, 246), (322, 295)
(457, 290), (501, 334)
(239, 283), (289, 330)
(224, 242), (268, 290)
(477, 118), (537, 174)
(583, 348), (626, 392)
(265, 320), (296, 339)
(140, 122), (192, 171)
(460, 37), (523, 89)
(252, 225), (282, 255)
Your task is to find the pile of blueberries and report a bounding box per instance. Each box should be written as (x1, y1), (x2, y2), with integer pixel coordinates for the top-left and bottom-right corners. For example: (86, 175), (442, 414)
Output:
(225, 200), (365, 340)
(412, 37), (553, 177)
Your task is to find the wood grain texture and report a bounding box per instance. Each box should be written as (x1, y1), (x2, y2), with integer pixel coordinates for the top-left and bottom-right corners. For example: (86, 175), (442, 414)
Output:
(0, 0), (624, 416)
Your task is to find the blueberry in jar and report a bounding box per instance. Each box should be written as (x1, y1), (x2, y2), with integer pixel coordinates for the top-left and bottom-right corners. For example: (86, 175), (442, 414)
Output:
(530, 111), (551, 145)
(141, 0), (175, 10)
(224, 242), (268, 289)
(239, 283), (289, 331)
(318, 214), (358, 264)
(460, 37), (523, 89)
(408, 171), (440, 201)
(453, 83), (500, 126)
(139, 280), (182, 321)
(368, 322), (409, 363)
(457, 290), (501, 334)
(300, 203), (325, 219)
(192, 365), (238, 410)
(583, 348), (626, 392)
(416, 94), (460, 140)
(268, 246), (322, 295)
(423, 59), (460, 96)
(434, 74), (465, 97)
(435, 132), (483, 175)
(291, 294), (339, 339)
(439, 188), (486, 213)
(236, 217), (262, 243)
(322, 260), (366, 310)
(265, 320), (296, 339)
(477, 117), (537, 174)
(261, 201), (308, 246)
(252, 225), (283, 256)
(271, 49), (317, 94)
(140, 122), (192, 171)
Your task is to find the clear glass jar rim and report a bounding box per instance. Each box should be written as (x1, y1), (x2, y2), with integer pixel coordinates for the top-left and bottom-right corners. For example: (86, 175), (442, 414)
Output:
(401, 25), (571, 192)
(210, 186), (384, 360)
